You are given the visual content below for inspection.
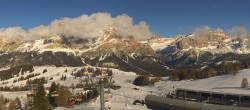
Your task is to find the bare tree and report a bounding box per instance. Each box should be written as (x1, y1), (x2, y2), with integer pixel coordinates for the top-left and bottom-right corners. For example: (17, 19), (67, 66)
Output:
(56, 85), (72, 107)
(8, 101), (16, 110)
(0, 95), (6, 110)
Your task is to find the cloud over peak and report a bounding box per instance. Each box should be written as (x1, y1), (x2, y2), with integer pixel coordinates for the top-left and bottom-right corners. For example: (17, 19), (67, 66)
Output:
(230, 26), (248, 38)
(192, 25), (249, 38)
(0, 13), (154, 41)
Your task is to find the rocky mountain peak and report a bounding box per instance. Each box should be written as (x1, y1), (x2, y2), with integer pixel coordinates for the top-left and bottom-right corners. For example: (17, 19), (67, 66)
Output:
(81, 26), (156, 59)
(172, 31), (230, 50)
(97, 26), (120, 43)
(0, 37), (27, 52)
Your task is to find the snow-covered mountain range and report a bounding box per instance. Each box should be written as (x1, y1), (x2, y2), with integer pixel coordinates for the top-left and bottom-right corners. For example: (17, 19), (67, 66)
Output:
(1, 26), (250, 75)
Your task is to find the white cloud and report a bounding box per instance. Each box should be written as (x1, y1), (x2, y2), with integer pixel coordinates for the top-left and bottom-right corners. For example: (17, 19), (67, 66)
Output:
(1, 13), (154, 41)
(192, 25), (211, 37)
(230, 26), (248, 38)
(0, 27), (28, 39)
(191, 25), (227, 44)
(192, 25), (225, 37)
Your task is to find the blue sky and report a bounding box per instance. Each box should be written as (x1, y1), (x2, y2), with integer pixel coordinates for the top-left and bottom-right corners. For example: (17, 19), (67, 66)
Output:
(0, 0), (249, 37)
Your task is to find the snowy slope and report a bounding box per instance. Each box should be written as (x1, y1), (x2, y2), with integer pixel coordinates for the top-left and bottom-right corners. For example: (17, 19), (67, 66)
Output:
(0, 66), (149, 110)
(142, 37), (176, 51)
(154, 68), (250, 95)
(1, 66), (250, 110)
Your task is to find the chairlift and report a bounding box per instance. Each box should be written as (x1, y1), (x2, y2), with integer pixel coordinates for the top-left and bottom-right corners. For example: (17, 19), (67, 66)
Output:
(51, 91), (59, 97)
(84, 86), (97, 90)
(67, 96), (83, 105)
(27, 93), (33, 97)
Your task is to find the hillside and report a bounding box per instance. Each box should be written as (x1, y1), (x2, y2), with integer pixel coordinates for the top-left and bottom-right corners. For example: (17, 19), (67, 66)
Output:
(1, 66), (250, 110)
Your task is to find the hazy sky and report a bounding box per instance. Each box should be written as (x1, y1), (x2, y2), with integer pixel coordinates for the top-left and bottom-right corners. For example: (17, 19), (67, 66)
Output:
(0, 0), (249, 38)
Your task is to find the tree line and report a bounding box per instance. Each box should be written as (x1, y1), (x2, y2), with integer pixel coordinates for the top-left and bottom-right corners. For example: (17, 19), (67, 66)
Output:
(0, 64), (34, 81)
(71, 67), (113, 78)
(31, 82), (99, 109)
(170, 61), (249, 80)
(0, 77), (48, 91)
(0, 95), (22, 110)
(133, 75), (162, 86)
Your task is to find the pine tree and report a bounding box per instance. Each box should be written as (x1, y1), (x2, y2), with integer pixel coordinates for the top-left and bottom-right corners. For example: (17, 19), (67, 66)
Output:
(70, 83), (75, 90)
(32, 82), (50, 110)
(133, 75), (150, 86)
(61, 75), (63, 80)
(107, 69), (113, 76)
(15, 97), (21, 109)
(43, 69), (47, 73)
(64, 75), (66, 80)
(48, 82), (57, 107)
(56, 82), (60, 89)
(49, 82), (57, 93)
(29, 67), (34, 73)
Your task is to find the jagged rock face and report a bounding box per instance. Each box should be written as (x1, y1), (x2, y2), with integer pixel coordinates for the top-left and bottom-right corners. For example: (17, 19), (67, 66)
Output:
(172, 32), (228, 50)
(0, 26), (170, 76)
(174, 37), (195, 49)
(167, 34), (224, 66)
(42, 36), (68, 49)
(0, 37), (27, 52)
(31, 36), (91, 51)
(1, 28), (250, 75)
(81, 26), (157, 61)
(79, 27), (168, 75)
(147, 31), (250, 68)
(83, 35), (156, 58)
(165, 49), (198, 66)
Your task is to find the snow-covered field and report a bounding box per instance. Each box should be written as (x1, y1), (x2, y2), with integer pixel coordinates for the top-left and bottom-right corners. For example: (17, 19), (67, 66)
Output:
(153, 68), (250, 95)
(1, 66), (250, 110)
